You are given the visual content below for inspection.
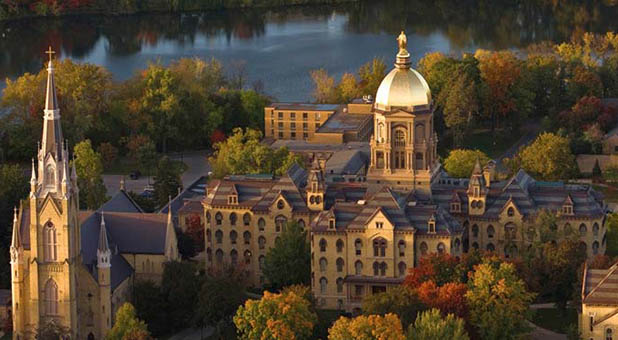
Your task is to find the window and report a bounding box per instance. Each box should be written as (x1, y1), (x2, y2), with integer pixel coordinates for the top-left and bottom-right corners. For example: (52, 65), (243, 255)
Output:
(45, 165), (55, 187)
(44, 279), (58, 315)
(437, 242), (446, 254)
(43, 222), (57, 262)
(230, 249), (238, 266)
(373, 238), (386, 257)
(505, 223), (516, 239)
(316, 113), (321, 120)
(398, 262), (407, 277)
(593, 241), (600, 255)
(277, 200), (285, 210)
(487, 225), (495, 238)
(278, 112), (283, 119)
(355, 285), (363, 297)
(420, 242), (428, 256)
(206, 229), (211, 242)
(507, 207), (514, 217)
(580, 223), (587, 236)
(486, 243), (495, 252)
(315, 123), (321, 130)
(214, 230), (222, 243)
(303, 122), (308, 130)
(258, 218), (265, 232)
(336, 278), (343, 293)
(472, 224), (479, 238)
(320, 277), (327, 294)
(206, 211), (211, 224)
(454, 238), (461, 251)
(303, 112), (308, 120)
(298, 219), (306, 230)
(244, 250), (252, 264)
(230, 213), (237, 226)
(319, 258), (327, 272)
(373, 262), (380, 276)
(398, 240), (405, 257)
(375, 222), (383, 229)
(590, 315), (594, 332)
(355, 260), (363, 275)
(593, 223), (600, 236)
(243, 231), (251, 245)
(336, 239), (344, 253)
(258, 236), (266, 250)
(336, 258), (344, 272)
(291, 132), (296, 139)
(243, 213), (251, 226)
(207, 248), (212, 262)
(215, 249), (223, 264)
(278, 132), (283, 139)
(215, 212), (223, 225)
(290, 112), (296, 120)
(291, 122), (296, 129)
(606, 328), (613, 340)
(230, 230), (238, 244)
(303, 132), (308, 139)
(394, 129), (406, 147)
(319, 239), (327, 252)
(259, 255), (265, 270)
(275, 215), (287, 232)
(355, 239), (362, 255)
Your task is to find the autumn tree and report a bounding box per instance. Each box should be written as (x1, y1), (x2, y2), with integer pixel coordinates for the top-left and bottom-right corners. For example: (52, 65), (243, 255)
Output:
(441, 72), (478, 147)
(74, 139), (108, 210)
(466, 259), (535, 340)
(328, 313), (405, 340)
(443, 149), (491, 178)
(362, 286), (426, 329)
(517, 132), (577, 180)
(185, 214), (205, 252)
(262, 221), (310, 290)
(311, 69), (337, 103)
(234, 289), (317, 340)
(416, 281), (468, 320)
(105, 303), (151, 340)
(404, 253), (460, 287)
(152, 156), (183, 208)
(407, 308), (469, 340)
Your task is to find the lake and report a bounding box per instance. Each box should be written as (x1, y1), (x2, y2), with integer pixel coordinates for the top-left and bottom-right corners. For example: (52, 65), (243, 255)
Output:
(0, 0), (617, 101)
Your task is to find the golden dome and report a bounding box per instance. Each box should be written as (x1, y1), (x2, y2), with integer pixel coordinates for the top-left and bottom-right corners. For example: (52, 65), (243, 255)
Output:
(374, 32), (432, 112)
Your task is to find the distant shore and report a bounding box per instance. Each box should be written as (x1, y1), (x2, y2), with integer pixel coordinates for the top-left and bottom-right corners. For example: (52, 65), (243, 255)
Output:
(0, 0), (359, 21)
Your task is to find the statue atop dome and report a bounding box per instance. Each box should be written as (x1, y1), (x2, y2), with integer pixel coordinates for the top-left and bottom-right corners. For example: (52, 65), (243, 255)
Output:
(397, 31), (408, 54)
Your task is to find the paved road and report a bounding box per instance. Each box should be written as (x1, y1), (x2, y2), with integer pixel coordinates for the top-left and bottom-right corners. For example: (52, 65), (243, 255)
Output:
(102, 151), (211, 196)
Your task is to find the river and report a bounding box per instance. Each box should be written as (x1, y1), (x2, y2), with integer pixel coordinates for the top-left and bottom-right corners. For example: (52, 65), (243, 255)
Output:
(0, 0), (617, 101)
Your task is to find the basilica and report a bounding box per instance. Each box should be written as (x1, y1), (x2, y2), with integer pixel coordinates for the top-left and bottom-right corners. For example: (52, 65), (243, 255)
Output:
(10, 51), (179, 339)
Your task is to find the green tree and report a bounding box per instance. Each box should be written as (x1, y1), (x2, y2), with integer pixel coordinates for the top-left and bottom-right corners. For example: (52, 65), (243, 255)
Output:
(518, 132), (577, 180)
(407, 308), (469, 340)
(0, 163), (27, 288)
(328, 314), (405, 340)
(132, 280), (167, 336)
(74, 139), (108, 209)
(443, 149), (490, 178)
(153, 156), (183, 208)
(262, 221), (310, 290)
(105, 303), (150, 340)
(466, 259), (535, 340)
(234, 289), (317, 340)
(311, 69), (337, 104)
(362, 286), (426, 329)
(37, 321), (70, 340)
(603, 213), (618, 256)
(357, 58), (387, 96)
(441, 72), (478, 147)
(136, 139), (157, 182)
(160, 261), (203, 332)
(195, 275), (245, 338)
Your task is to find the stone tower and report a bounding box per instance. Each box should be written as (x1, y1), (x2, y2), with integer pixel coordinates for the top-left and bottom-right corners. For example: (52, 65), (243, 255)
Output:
(97, 213), (112, 338)
(12, 48), (81, 339)
(307, 160), (325, 211)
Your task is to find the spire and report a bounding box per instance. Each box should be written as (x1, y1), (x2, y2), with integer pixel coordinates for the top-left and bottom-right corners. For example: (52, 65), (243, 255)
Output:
(98, 213), (110, 253)
(40, 46), (64, 161)
(71, 153), (77, 181)
(167, 196), (172, 227)
(165, 196), (177, 261)
(45, 46), (58, 113)
(10, 207), (21, 250)
(472, 158), (482, 175)
(30, 158), (36, 185)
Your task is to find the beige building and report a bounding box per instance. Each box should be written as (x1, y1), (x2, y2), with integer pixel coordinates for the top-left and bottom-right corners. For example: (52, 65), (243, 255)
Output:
(11, 52), (179, 340)
(580, 262), (618, 340)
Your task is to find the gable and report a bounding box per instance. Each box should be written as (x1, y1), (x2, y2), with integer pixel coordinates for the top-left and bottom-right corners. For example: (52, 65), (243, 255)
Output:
(366, 208), (394, 231)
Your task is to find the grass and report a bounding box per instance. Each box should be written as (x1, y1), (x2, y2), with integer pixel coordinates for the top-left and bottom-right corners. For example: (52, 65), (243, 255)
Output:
(530, 307), (578, 334)
(104, 155), (188, 175)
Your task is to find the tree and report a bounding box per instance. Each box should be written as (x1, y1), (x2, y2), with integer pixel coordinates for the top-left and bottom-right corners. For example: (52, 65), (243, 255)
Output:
(466, 259), (535, 340)
(443, 149), (491, 178)
(441, 72), (478, 147)
(234, 290), (317, 340)
(606, 213), (618, 257)
(153, 156), (182, 208)
(195, 275), (245, 338)
(518, 132), (577, 180)
(185, 214), (205, 252)
(416, 281), (468, 321)
(160, 261), (203, 332)
(357, 58), (387, 96)
(311, 69), (337, 104)
(98, 142), (118, 169)
(403, 253), (460, 287)
(328, 313), (405, 340)
(362, 286), (426, 329)
(105, 303), (150, 340)
(132, 280), (167, 336)
(407, 308), (469, 340)
(262, 221), (310, 290)
(37, 321), (70, 340)
(74, 139), (108, 210)
(136, 139), (157, 182)
(176, 231), (196, 260)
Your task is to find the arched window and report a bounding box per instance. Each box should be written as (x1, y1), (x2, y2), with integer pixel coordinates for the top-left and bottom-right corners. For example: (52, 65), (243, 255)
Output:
(420, 242), (428, 256)
(45, 165), (55, 187)
(593, 241), (600, 255)
(505, 244), (518, 258)
(44, 279), (58, 315)
(380, 262), (387, 276)
(580, 223), (587, 236)
(437, 242), (446, 254)
(336, 278), (344, 293)
(394, 129), (406, 147)
(230, 249), (238, 265)
(606, 328), (613, 340)
(580, 241), (588, 254)
(319, 238), (327, 252)
(258, 236), (266, 250)
(215, 212), (223, 225)
(43, 222), (57, 262)
(398, 240), (406, 257)
(215, 249), (223, 264)
(593, 223), (600, 236)
(373, 261), (380, 276)
(564, 223), (572, 236)
(320, 277), (328, 293)
(206, 248), (212, 262)
(355, 239), (362, 255)
(487, 225), (495, 238)
(258, 218), (265, 232)
(486, 243), (495, 252)
(505, 223), (516, 239)
(206, 229), (212, 243)
(230, 230), (238, 244)
(472, 224), (479, 238)
(336, 239), (344, 253)
(319, 258), (327, 272)
(275, 215), (287, 232)
(277, 200), (285, 210)
(206, 211), (211, 224)
(230, 212), (237, 226)
(244, 250), (252, 264)
(414, 123), (425, 143)
(336, 258), (344, 272)
(355, 260), (363, 275)
(373, 238), (387, 257)
(243, 231), (251, 245)
(398, 262), (407, 277)
(243, 213), (251, 226)
(259, 255), (265, 270)
(507, 207), (514, 217)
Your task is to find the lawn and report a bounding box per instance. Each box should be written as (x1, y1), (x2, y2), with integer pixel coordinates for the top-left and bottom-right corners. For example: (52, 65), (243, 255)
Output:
(530, 307), (578, 334)
(438, 127), (523, 159)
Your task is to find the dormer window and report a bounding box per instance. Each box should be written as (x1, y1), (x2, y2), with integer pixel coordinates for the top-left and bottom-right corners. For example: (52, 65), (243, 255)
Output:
(376, 222), (383, 229)
(228, 195), (238, 205)
(428, 218), (436, 234)
(507, 207), (514, 217)
(450, 203), (460, 213)
(329, 219), (336, 230)
(277, 200), (285, 210)
(563, 205), (573, 215)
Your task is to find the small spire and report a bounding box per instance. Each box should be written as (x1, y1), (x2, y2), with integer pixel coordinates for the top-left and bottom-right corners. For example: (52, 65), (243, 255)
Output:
(472, 157), (482, 175)
(30, 158), (36, 184)
(44, 46), (59, 113)
(120, 177), (125, 191)
(165, 197), (176, 261)
(98, 212), (110, 253)
(71, 153), (77, 180)
(11, 207), (21, 250)
(167, 195), (172, 226)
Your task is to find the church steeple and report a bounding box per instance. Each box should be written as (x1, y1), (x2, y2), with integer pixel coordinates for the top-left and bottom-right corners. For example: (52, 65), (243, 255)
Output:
(97, 213), (111, 268)
(10, 207), (22, 256)
(41, 47), (63, 160)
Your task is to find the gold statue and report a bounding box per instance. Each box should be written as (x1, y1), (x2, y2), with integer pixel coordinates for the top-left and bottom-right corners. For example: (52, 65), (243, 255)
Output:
(397, 31), (407, 53)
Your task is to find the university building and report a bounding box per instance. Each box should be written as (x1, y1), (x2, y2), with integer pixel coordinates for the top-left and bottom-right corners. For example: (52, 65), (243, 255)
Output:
(202, 32), (607, 312)
(10, 52), (179, 340)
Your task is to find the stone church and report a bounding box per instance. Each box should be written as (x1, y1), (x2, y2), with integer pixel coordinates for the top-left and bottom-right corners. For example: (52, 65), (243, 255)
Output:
(10, 51), (179, 340)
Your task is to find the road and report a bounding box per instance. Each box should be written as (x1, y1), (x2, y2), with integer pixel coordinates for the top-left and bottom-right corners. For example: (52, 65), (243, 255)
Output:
(102, 151), (211, 196)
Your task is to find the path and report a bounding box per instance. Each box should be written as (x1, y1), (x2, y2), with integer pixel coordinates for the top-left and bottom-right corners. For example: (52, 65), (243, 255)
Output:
(495, 120), (543, 169)
(527, 303), (570, 340)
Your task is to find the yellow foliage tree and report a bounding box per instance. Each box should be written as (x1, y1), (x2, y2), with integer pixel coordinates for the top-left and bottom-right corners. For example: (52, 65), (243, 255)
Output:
(327, 313), (405, 340)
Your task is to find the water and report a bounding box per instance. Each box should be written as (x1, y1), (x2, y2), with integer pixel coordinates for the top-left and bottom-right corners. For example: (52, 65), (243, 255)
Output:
(0, 0), (617, 101)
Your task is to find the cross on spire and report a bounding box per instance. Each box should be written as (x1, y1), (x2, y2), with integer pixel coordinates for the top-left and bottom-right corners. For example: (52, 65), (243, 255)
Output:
(45, 46), (55, 63)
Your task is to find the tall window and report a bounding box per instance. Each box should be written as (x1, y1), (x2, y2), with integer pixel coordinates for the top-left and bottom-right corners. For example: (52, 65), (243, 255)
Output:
(398, 240), (405, 257)
(275, 215), (287, 232)
(420, 242), (428, 256)
(355, 260), (363, 275)
(398, 262), (407, 277)
(320, 277), (327, 294)
(336, 239), (344, 253)
(394, 129), (406, 147)
(258, 218), (265, 232)
(44, 279), (58, 315)
(230, 213), (237, 226)
(215, 212), (222, 225)
(45, 165), (55, 187)
(243, 213), (251, 226)
(373, 238), (386, 257)
(319, 239), (327, 252)
(355, 239), (362, 255)
(336, 258), (344, 272)
(43, 222), (57, 262)
(319, 258), (327, 272)
(606, 328), (613, 340)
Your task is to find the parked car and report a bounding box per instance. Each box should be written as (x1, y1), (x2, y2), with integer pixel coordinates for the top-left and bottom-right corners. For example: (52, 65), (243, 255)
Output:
(140, 185), (154, 198)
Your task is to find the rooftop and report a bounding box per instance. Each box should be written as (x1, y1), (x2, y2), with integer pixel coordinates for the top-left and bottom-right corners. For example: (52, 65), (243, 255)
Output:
(267, 103), (340, 111)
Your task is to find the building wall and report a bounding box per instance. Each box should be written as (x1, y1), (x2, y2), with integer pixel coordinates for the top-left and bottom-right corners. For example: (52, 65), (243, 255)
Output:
(264, 107), (334, 141)
(580, 304), (618, 340)
(121, 254), (169, 284)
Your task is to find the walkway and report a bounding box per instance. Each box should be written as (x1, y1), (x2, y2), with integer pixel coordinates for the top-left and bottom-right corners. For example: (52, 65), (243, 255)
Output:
(528, 303), (569, 340)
